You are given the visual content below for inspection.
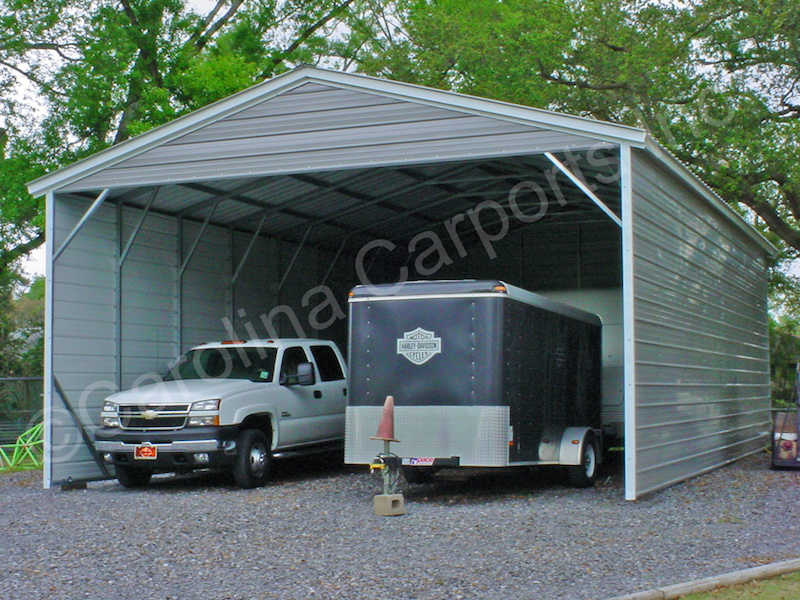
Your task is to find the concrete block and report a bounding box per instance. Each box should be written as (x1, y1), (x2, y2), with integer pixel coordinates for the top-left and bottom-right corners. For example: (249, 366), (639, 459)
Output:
(374, 494), (405, 516)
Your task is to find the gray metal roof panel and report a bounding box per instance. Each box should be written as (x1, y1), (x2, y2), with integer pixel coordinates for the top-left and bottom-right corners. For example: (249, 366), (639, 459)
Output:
(28, 66), (646, 198)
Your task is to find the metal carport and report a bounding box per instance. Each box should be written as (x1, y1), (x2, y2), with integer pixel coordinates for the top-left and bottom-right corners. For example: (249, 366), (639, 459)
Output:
(27, 66), (773, 499)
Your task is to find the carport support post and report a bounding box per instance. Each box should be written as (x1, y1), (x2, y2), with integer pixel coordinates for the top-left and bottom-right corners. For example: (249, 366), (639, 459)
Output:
(43, 192), (56, 488)
(620, 144), (638, 501)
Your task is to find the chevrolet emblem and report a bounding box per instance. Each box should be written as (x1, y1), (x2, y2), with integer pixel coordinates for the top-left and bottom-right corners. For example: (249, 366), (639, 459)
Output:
(142, 410), (158, 420)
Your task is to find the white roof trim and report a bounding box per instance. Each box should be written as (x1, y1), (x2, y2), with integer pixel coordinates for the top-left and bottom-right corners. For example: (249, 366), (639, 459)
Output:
(27, 66), (646, 198)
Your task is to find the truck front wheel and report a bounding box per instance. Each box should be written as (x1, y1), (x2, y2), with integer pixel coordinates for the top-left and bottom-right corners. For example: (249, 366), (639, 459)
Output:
(567, 434), (598, 488)
(233, 429), (272, 489)
(115, 465), (153, 488)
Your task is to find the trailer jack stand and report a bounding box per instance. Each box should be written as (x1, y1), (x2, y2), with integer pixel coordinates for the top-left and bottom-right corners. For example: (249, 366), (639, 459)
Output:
(370, 446), (405, 516)
(369, 396), (405, 516)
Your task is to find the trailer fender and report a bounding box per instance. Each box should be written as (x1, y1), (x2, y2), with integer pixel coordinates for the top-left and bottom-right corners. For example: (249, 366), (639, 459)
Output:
(559, 427), (595, 466)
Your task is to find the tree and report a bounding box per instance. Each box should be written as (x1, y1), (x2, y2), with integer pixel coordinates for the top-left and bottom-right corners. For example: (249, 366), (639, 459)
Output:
(342, 0), (800, 271)
(0, 267), (41, 376)
(0, 0), (358, 272)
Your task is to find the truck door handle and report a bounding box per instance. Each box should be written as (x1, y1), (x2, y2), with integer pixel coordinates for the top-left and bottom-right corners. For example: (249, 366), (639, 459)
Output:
(314, 390), (322, 399)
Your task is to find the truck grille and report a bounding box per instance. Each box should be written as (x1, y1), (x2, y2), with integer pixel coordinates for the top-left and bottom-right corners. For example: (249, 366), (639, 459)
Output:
(118, 405), (189, 430)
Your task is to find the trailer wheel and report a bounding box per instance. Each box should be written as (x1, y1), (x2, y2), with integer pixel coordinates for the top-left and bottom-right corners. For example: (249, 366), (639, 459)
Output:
(568, 433), (598, 488)
(115, 465), (153, 489)
(233, 429), (272, 489)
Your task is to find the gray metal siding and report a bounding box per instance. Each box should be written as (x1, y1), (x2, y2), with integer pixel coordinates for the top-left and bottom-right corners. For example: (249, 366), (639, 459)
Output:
(46, 196), (356, 485)
(60, 83), (609, 191)
(630, 150), (770, 497)
(49, 196), (117, 485)
(432, 219), (622, 291)
(180, 220), (232, 349)
(119, 207), (180, 386)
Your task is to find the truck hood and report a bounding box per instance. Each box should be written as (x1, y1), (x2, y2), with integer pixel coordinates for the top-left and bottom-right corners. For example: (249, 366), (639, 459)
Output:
(106, 378), (262, 405)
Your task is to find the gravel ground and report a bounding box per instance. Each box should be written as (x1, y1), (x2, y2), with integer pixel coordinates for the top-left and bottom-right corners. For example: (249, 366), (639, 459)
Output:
(2, 451), (800, 600)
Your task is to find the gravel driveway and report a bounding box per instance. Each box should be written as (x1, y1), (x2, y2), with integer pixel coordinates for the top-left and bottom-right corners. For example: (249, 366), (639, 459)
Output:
(2, 451), (799, 600)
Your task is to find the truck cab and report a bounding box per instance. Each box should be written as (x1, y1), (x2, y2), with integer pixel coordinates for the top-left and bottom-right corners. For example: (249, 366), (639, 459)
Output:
(95, 339), (347, 488)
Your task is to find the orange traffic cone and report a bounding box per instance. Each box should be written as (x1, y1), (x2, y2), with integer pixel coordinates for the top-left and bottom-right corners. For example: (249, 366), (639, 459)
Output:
(370, 395), (399, 443)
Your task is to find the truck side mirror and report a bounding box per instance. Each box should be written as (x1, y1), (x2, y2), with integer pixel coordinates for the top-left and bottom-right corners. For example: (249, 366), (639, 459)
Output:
(281, 362), (316, 386)
(296, 362), (315, 386)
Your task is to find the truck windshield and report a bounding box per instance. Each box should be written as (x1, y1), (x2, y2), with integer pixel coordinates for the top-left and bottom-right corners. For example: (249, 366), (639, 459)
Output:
(165, 347), (278, 382)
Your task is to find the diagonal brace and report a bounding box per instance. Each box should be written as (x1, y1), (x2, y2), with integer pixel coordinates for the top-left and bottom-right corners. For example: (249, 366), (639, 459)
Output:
(545, 152), (622, 227)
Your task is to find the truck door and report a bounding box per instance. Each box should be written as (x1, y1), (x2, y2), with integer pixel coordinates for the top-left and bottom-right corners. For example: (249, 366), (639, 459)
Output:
(276, 345), (344, 446)
(309, 344), (348, 439)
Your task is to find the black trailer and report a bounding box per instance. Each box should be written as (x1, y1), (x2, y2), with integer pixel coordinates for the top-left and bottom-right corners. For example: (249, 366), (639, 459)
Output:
(344, 280), (604, 486)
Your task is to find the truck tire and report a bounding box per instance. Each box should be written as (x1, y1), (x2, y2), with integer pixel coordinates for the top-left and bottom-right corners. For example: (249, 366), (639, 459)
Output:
(115, 465), (153, 488)
(568, 433), (598, 488)
(233, 429), (272, 489)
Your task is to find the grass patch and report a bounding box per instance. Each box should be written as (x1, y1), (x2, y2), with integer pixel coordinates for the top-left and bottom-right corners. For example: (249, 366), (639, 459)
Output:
(681, 572), (800, 599)
(0, 465), (42, 474)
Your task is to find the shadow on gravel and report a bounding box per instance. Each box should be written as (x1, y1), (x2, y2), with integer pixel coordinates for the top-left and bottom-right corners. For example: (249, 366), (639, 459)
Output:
(104, 448), (626, 501)
(402, 449), (625, 505)
(111, 450), (356, 493)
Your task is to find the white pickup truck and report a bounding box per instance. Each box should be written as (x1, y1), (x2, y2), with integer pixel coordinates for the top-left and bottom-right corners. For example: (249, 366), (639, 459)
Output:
(94, 339), (347, 488)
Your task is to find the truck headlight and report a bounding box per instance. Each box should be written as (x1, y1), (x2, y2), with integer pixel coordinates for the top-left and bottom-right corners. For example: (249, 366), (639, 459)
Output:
(101, 401), (119, 428)
(190, 399), (221, 411)
(188, 399), (220, 426)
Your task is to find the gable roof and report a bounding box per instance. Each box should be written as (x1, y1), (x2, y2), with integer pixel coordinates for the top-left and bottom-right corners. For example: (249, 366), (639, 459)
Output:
(27, 66), (647, 198)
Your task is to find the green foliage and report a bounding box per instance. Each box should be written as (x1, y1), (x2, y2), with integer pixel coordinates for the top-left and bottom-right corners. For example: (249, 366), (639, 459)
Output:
(0, 0), (360, 268)
(170, 52), (262, 112)
(769, 315), (800, 406)
(0, 0), (363, 375)
(0, 268), (42, 377)
(5, 0), (800, 322)
(344, 0), (800, 310)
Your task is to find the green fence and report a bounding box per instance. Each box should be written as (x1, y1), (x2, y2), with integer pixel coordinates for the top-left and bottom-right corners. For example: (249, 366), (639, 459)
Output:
(0, 376), (42, 442)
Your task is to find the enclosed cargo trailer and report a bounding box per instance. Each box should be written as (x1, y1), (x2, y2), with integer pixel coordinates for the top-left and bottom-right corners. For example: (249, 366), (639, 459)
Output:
(345, 279), (605, 486)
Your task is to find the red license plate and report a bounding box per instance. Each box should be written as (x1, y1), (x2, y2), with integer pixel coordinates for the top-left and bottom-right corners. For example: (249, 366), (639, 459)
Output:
(134, 445), (158, 460)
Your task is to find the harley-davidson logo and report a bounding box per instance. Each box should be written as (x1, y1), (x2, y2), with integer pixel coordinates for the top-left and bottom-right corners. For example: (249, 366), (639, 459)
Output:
(397, 327), (442, 365)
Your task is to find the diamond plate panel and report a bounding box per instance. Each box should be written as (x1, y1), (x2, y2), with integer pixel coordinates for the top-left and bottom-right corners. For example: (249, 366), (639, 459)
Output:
(345, 405), (510, 466)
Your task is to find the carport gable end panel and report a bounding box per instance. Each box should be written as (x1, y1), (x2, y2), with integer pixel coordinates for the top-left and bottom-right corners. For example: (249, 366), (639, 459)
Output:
(56, 82), (612, 192)
(49, 195), (119, 486)
(629, 150), (770, 498)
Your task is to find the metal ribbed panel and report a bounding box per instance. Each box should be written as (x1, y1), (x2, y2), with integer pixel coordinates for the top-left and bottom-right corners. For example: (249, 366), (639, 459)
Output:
(60, 82), (605, 191)
(74, 131), (605, 191)
(630, 149), (770, 498)
(49, 197), (118, 485)
(345, 405), (510, 466)
(119, 207), (179, 388)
